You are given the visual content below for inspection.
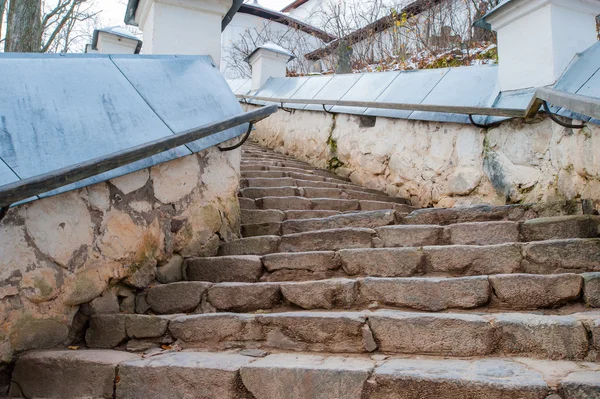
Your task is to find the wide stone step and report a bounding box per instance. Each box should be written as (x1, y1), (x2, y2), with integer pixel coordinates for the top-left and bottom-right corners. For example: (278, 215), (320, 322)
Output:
(138, 273), (591, 314)
(83, 310), (599, 361)
(240, 187), (408, 205)
(186, 239), (600, 281)
(403, 204), (539, 225)
(244, 196), (412, 212)
(241, 177), (384, 195)
(375, 215), (600, 246)
(14, 349), (600, 399)
(281, 210), (397, 235)
(241, 169), (350, 184)
(242, 165), (352, 182)
(220, 217), (600, 254)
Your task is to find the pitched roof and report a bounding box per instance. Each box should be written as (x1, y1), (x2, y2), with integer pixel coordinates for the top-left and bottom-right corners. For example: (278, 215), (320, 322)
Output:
(239, 2), (336, 42)
(281, 0), (310, 13)
(305, 0), (444, 61)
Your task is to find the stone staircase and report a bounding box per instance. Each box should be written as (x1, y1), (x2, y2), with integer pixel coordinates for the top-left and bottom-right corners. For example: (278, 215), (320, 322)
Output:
(10, 142), (600, 398)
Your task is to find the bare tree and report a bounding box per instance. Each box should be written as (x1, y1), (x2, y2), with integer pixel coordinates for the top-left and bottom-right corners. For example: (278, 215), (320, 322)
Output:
(222, 18), (328, 78)
(0, 0), (7, 45)
(3, 0), (99, 53)
(5, 0), (42, 52)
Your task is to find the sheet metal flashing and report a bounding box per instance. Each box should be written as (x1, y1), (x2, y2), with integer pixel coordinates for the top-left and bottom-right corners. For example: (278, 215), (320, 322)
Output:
(0, 53), (245, 205)
(228, 41), (600, 125)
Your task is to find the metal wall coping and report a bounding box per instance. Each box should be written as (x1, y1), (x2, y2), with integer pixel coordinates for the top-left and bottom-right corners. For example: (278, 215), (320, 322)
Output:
(0, 53), (250, 207)
(227, 42), (600, 125)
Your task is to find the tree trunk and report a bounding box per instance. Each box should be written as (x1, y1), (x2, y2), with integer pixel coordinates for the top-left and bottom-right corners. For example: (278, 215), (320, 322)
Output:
(0, 0), (7, 48)
(5, 0), (42, 52)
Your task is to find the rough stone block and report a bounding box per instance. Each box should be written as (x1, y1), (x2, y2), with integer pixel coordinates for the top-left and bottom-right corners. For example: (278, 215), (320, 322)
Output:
(218, 236), (281, 256)
(122, 314), (169, 339)
(242, 222), (282, 237)
(375, 225), (444, 247)
(116, 352), (254, 399)
(338, 248), (422, 277)
(403, 204), (534, 225)
(359, 276), (490, 311)
(282, 210), (395, 235)
(521, 215), (600, 241)
(522, 239), (600, 273)
(242, 171), (286, 179)
(424, 244), (522, 276)
(239, 197), (257, 209)
(446, 221), (520, 245)
(558, 371), (600, 399)
(345, 190), (408, 204)
(367, 358), (550, 399)
(244, 177), (296, 188)
(285, 210), (340, 220)
(241, 209), (286, 225)
(207, 283), (281, 312)
(146, 282), (212, 314)
(583, 273), (600, 307)
(257, 196), (312, 210)
(279, 228), (375, 252)
(302, 187), (344, 199)
(262, 251), (340, 272)
(11, 350), (138, 399)
(280, 279), (357, 309)
(494, 313), (589, 360)
(368, 310), (495, 356)
(241, 187), (299, 199)
(489, 274), (582, 309)
(240, 353), (374, 399)
(169, 313), (258, 344)
(85, 314), (127, 348)
(311, 198), (360, 211)
(185, 255), (264, 283)
(256, 312), (369, 353)
(156, 255), (183, 284)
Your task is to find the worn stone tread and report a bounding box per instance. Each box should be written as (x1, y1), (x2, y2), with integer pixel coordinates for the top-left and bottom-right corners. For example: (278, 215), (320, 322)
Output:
(19, 349), (600, 399)
(83, 309), (600, 361)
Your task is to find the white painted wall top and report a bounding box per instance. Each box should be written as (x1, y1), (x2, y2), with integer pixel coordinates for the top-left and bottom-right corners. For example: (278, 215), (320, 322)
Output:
(483, 0), (600, 91)
(248, 44), (294, 91)
(131, 0), (233, 65)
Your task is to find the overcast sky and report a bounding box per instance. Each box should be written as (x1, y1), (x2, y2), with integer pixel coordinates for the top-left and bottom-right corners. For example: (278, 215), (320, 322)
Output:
(100, 0), (293, 27)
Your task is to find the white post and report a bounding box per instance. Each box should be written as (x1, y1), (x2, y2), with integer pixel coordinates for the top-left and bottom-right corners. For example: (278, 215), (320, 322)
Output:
(484, 0), (600, 91)
(247, 43), (295, 91)
(93, 27), (142, 54)
(133, 0), (233, 66)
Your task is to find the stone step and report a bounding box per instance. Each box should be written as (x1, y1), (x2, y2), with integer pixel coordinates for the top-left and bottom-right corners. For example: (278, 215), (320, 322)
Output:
(240, 187), (409, 204)
(375, 216), (600, 246)
(13, 349), (600, 399)
(241, 177), (383, 195)
(220, 217), (599, 254)
(241, 165), (351, 182)
(281, 210), (397, 235)
(185, 239), (600, 282)
(82, 310), (599, 361)
(241, 209), (344, 225)
(404, 204), (539, 225)
(138, 273), (592, 314)
(241, 169), (350, 184)
(242, 222), (282, 237)
(246, 196), (412, 213)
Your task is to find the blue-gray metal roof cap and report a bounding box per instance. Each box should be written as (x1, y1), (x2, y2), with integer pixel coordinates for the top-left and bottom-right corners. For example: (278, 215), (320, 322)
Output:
(125, 0), (243, 31)
(473, 0), (512, 31)
(92, 26), (143, 54)
(245, 42), (296, 63)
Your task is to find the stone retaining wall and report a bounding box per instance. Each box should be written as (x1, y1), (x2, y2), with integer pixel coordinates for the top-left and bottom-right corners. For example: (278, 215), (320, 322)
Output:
(247, 104), (600, 211)
(0, 146), (241, 365)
